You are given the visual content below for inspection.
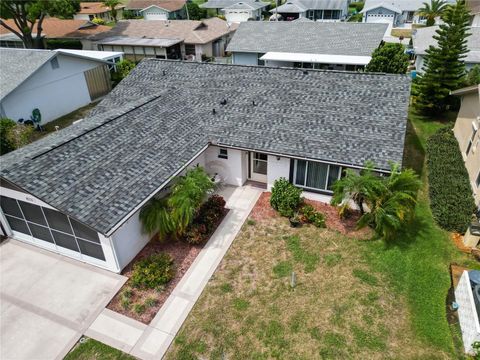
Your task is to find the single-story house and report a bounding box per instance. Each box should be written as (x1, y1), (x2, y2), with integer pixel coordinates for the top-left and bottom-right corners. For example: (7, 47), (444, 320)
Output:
(221, 1), (270, 23)
(413, 26), (480, 73)
(451, 85), (480, 247)
(74, 2), (125, 21)
(0, 18), (111, 49)
(0, 60), (411, 272)
(270, 0), (348, 21)
(125, 0), (187, 19)
(89, 18), (237, 61)
(227, 21), (388, 70)
(361, 0), (430, 27)
(0, 48), (112, 125)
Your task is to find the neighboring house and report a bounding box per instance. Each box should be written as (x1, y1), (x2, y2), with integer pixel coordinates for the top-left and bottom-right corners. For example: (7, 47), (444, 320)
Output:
(451, 85), (480, 247)
(227, 22), (388, 70)
(201, 0), (269, 22)
(0, 60), (410, 272)
(467, 0), (480, 27)
(361, 0), (430, 27)
(74, 2), (125, 21)
(89, 18), (237, 61)
(413, 26), (480, 72)
(0, 18), (111, 49)
(125, 0), (187, 19)
(0, 48), (112, 125)
(56, 48), (125, 70)
(270, 0), (348, 21)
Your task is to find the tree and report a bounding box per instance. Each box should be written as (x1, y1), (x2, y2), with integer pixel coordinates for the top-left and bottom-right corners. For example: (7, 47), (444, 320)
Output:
(0, 118), (35, 155)
(365, 43), (409, 74)
(0, 0), (80, 49)
(418, 0), (448, 26)
(414, 0), (471, 115)
(331, 163), (422, 241)
(465, 65), (480, 86)
(186, 2), (207, 20)
(140, 167), (214, 239)
(111, 59), (136, 85)
(103, 0), (120, 22)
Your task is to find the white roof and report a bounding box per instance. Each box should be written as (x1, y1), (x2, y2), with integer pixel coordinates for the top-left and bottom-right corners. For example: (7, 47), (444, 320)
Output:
(56, 49), (124, 60)
(260, 51), (372, 65)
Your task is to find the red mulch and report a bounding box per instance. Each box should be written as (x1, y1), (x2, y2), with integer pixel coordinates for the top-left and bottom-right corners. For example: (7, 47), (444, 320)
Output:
(249, 192), (371, 238)
(451, 233), (472, 254)
(107, 208), (229, 324)
(107, 239), (203, 324)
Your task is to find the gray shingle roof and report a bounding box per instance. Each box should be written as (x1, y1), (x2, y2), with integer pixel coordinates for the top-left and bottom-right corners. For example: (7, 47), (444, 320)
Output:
(226, 22), (388, 56)
(0, 48), (56, 100)
(1, 60), (410, 235)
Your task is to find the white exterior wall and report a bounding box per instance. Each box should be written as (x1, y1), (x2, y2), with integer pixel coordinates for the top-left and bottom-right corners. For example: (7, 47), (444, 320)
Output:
(455, 271), (480, 355)
(1, 54), (101, 124)
(232, 51), (258, 65)
(267, 155), (290, 191)
(205, 146), (248, 186)
(74, 13), (91, 20)
(224, 9), (256, 23)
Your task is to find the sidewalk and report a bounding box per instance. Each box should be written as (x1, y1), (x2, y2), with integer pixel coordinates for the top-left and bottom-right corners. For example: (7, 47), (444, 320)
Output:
(85, 185), (263, 359)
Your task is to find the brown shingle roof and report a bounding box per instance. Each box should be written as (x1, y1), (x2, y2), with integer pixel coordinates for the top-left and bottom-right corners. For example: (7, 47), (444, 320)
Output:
(126, 0), (186, 11)
(0, 18), (111, 39)
(91, 17), (238, 45)
(77, 2), (125, 14)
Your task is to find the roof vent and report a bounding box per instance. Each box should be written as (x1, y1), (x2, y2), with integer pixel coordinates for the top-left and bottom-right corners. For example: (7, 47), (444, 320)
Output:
(212, 108), (216, 115)
(252, 100), (256, 106)
(220, 99), (227, 106)
(162, 70), (166, 76)
(303, 70), (308, 75)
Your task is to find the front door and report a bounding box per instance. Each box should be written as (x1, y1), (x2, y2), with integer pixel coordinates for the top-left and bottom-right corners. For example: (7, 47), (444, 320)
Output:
(250, 152), (268, 183)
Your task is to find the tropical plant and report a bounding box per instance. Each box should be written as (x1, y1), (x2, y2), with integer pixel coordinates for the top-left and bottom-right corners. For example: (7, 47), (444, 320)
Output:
(418, 0), (448, 26)
(332, 162), (422, 241)
(465, 65), (480, 86)
(140, 167), (214, 239)
(103, 0), (121, 22)
(0, 0), (80, 48)
(331, 162), (381, 215)
(365, 43), (409, 74)
(270, 178), (303, 218)
(414, 0), (471, 115)
(112, 59), (136, 85)
(186, 2), (207, 20)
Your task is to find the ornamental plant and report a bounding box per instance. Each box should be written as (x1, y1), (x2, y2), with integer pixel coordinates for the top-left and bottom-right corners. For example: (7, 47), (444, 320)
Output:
(130, 253), (175, 289)
(270, 178), (303, 218)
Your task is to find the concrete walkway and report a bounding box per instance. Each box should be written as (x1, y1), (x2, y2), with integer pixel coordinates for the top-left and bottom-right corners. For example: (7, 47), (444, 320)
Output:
(86, 185), (262, 359)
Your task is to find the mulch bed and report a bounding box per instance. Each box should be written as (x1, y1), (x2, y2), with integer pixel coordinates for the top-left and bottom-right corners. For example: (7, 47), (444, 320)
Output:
(249, 192), (371, 238)
(107, 208), (229, 324)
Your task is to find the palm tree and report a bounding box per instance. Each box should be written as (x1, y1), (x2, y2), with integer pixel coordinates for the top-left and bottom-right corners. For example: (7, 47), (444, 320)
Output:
(103, 0), (121, 22)
(418, 0), (448, 26)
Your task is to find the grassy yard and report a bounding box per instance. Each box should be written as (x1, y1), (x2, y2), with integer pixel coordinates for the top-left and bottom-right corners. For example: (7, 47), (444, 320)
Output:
(165, 109), (480, 359)
(64, 338), (134, 360)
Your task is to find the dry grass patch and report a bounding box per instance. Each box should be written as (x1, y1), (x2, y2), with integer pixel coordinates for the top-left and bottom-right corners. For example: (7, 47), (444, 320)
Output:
(166, 214), (448, 359)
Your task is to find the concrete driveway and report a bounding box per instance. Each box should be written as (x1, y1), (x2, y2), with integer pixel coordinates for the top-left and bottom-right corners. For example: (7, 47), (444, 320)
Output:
(0, 240), (126, 360)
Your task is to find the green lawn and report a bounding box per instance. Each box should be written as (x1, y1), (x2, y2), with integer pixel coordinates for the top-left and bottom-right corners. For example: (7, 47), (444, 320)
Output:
(64, 338), (134, 360)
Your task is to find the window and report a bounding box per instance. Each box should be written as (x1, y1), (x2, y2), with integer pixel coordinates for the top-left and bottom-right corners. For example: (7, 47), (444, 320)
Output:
(218, 148), (228, 159)
(43, 208), (73, 234)
(257, 53), (265, 66)
(294, 160), (342, 192)
(50, 57), (59, 70)
(185, 44), (196, 56)
(253, 153), (268, 175)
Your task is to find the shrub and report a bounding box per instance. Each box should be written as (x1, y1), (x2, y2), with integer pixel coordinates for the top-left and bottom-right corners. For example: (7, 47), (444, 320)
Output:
(133, 303), (145, 314)
(426, 127), (476, 233)
(0, 118), (35, 155)
(121, 296), (131, 310)
(196, 194), (226, 232)
(131, 253), (175, 289)
(350, 1), (364, 12)
(185, 223), (207, 244)
(300, 204), (326, 228)
(270, 178), (303, 218)
(91, 17), (106, 25)
(111, 59), (136, 85)
(145, 297), (157, 308)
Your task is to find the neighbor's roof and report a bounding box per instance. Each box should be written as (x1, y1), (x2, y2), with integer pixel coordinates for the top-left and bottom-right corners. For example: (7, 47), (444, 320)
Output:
(56, 49), (125, 60)
(451, 84), (480, 96)
(0, 48), (107, 100)
(226, 22), (388, 56)
(77, 2), (124, 14)
(98, 36), (182, 47)
(361, 0), (428, 12)
(0, 18), (111, 39)
(272, 0), (347, 12)
(0, 60), (411, 235)
(222, 1), (269, 10)
(126, 0), (186, 11)
(89, 18), (237, 45)
(466, 0), (480, 14)
(413, 26), (480, 63)
(201, 0), (261, 8)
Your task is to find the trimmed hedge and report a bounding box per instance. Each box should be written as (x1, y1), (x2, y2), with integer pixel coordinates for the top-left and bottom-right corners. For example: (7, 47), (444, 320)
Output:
(426, 127), (476, 234)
